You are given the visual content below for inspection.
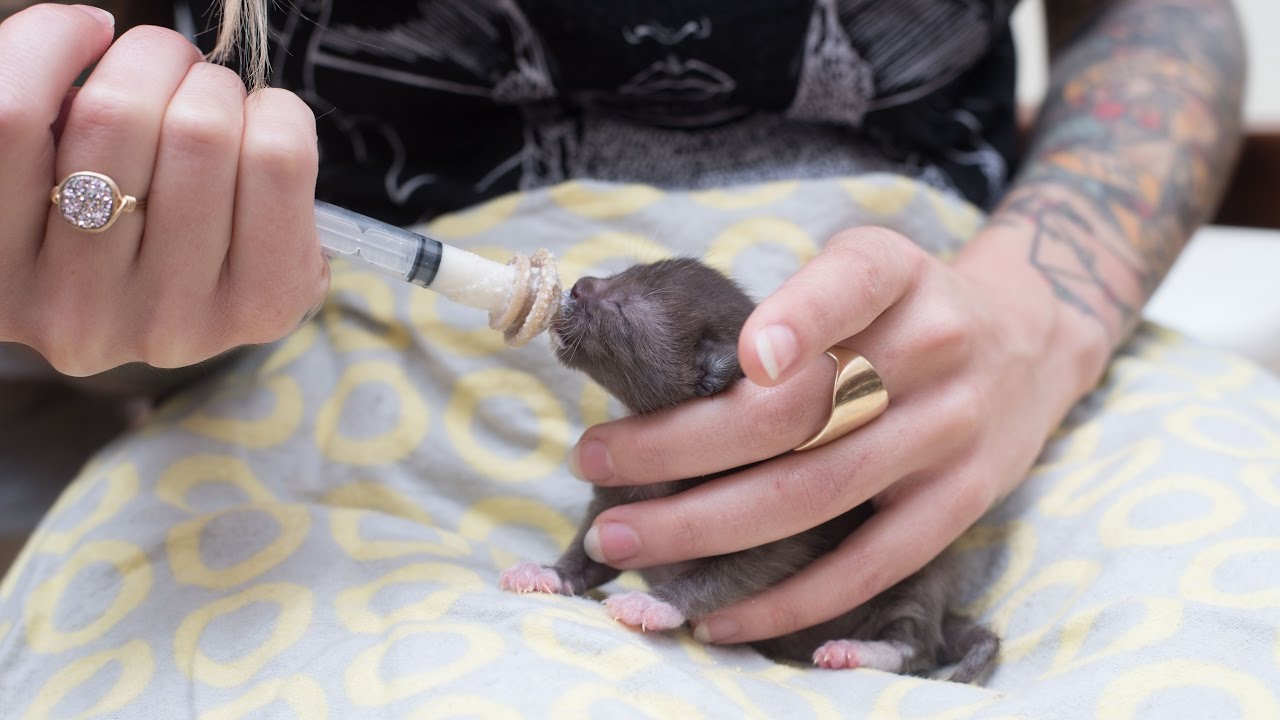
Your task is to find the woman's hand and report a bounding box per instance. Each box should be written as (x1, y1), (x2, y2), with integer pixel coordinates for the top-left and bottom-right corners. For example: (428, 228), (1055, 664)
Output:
(568, 225), (1109, 644)
(0, 4), (327, 376)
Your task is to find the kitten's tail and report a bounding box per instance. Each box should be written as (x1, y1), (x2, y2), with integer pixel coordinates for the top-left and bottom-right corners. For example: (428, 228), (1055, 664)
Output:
(940, 612), (1000, 684)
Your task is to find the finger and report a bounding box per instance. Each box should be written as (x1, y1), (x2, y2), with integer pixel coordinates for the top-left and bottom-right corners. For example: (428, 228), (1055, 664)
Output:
(738, 227), (924, 387)
(0, 4), (113, 114)
(569, 311), (936, 487)
(133, 61), (246, 367)
(583, 386), (975, 568)
(0, 4), (114, 266)
(570, 353), (836, 485)
(689, 466), (994, 645)
(32, 26), (201, 374)
(47, 25), (200, 242)
(218, 88), (326, 346)
(51, 87), (80, 143)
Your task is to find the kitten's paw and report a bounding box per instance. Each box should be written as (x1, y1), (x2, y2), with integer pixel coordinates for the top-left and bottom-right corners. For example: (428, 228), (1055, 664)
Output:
(603, 591), (685, 631)
(812, 639), (907, 671)
(500, 561), (567, 595)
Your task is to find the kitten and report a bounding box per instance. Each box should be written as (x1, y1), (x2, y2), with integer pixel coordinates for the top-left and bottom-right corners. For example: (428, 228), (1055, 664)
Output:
(501, 258), (997, 683)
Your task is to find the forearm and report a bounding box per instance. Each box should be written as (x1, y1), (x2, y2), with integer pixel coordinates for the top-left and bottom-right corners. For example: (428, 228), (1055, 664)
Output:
(991, 0), (1245, 346)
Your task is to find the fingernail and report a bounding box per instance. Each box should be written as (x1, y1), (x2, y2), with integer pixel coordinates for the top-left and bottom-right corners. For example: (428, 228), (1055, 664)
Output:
(74, 4), (115, 28)
(693, 617), (740, 644)
(570, 439), (613, 482)
(566, 448), (585, 481)
(755, 325), (798, 381)
(583, 522), (639, 564)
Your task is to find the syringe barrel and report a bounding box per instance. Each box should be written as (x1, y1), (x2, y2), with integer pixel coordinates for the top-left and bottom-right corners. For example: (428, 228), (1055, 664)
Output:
(314, 200), (442, 287)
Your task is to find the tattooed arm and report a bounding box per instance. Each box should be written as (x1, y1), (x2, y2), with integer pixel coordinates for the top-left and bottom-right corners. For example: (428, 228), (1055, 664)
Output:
(989, 0), (1246, 347)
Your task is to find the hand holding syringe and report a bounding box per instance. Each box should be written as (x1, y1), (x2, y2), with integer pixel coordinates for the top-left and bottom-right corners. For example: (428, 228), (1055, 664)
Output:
(315, 200), (562, 347)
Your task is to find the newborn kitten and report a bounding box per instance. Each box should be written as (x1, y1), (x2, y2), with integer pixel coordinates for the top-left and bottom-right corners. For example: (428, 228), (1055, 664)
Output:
(500, 258), (998, 683)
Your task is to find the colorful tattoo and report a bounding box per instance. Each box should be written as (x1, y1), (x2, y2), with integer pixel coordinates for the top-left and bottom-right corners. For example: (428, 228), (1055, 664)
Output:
(994, 0), (1245, 342)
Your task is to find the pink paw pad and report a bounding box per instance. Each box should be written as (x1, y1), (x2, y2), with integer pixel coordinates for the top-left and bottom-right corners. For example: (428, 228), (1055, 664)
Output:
(602, 591), (685, 632)
(813, 640), (865, 669)
(812, 639), (905, 671)
(499, 561), (566, 595)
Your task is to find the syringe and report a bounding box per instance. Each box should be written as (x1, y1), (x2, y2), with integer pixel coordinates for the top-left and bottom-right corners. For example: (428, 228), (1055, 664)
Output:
(314, 200), (561, 347)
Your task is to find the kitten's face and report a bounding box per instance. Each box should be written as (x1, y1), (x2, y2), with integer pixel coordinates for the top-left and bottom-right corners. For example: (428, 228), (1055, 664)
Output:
(552, 259), (751, 414)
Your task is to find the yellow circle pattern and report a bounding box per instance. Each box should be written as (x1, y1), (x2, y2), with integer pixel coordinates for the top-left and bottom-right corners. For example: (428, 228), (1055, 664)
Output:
(315, 360), (431, 465)
(344, 622), (503, 707)
(6, 178), (1280, 717)
(325, 481), (470, 561)
(1241, 464), (1280, 507)
(335, 562), (483, 634)
(407, 695), (522, 720)
(551, 683), (708, 719)
(25, 639), (154, 720)
(167, 503), (311, 590)
(155, 454), (273, 513)
(173, 582), (314, 688)
(198, 674), (329, 720)
(1098, 474), (1245, 547)
(444, 368), (571, 482)
(1165, 405), (1280, 459)
(521, 605), (661, 681)
(1181, 537), (1280, 608)
(557, 231), (672, 285)
(25, 540), (153, 654)
(991, 559), (1101, 663)
(690, 181), (798, 210)
(457, 496), (576, 547)
(181, 374), (304, 450)
(549, 181), (663, 219)
(324, 269), (412, 352)
(36, 461), (139, 555)
(1098, 659), (1279, 719)
(1047, 597), (1184, 677)
(703, 217), (816, 276)
(426, 193), (522, 238)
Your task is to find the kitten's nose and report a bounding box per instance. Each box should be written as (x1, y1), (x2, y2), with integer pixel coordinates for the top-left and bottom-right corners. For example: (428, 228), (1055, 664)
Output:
(571, 277), (604, 300)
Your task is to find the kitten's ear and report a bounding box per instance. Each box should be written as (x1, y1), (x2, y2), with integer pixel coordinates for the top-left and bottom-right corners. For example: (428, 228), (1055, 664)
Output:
(694, 339), (742, 397)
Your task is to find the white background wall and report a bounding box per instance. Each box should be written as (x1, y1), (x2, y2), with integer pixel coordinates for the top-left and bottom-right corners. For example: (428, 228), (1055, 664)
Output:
(1012, 0), (1280, 123)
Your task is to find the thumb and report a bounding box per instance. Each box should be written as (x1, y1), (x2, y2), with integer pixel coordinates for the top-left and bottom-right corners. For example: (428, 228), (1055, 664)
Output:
(738, 228), (921, 386)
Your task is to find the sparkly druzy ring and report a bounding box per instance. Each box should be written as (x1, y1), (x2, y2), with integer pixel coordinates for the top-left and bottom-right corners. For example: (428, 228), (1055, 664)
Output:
(50, 171), (146, 233)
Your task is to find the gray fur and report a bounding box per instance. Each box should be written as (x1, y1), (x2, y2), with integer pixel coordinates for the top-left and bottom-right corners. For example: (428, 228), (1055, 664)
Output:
(544, 257), (998, 684)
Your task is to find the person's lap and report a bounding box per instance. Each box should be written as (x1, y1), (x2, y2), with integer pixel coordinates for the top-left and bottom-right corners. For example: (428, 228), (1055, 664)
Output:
(3, 177), (1278, 718)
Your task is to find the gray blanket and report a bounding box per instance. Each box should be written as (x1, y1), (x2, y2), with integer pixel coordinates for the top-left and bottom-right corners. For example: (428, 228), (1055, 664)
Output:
(2, 176), (1279, 719)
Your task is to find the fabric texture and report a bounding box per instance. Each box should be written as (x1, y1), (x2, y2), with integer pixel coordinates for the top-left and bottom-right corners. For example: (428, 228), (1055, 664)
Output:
(3, 177), (1280, 718)
(184, 0), (1019, 225)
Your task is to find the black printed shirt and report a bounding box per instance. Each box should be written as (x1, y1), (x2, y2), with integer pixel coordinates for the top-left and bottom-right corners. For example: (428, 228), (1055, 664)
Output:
(185, 0), (1022, 225)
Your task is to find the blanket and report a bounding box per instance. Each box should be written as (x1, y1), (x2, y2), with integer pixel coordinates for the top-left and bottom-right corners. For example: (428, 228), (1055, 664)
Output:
(2, 176), (1279, 719)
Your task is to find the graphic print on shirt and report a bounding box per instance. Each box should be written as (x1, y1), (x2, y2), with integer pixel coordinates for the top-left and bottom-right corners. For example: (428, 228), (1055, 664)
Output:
(224, 0), (1019, 224)
(785, 0), (874, 127)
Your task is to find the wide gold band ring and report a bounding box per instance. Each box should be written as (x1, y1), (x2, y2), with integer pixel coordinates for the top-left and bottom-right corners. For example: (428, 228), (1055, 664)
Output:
(794, 347), (889, 452)
(51, 171), (147, 233)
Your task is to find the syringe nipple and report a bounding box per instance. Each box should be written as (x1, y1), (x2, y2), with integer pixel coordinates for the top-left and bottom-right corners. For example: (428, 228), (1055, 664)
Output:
(489, 249), (561, 347)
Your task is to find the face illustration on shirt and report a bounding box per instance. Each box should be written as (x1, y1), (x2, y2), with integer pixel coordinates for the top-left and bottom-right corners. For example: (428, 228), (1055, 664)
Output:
(275, 0), (815, 128)
(252, 0), (1012, 223)
(516, 0), (812, 127)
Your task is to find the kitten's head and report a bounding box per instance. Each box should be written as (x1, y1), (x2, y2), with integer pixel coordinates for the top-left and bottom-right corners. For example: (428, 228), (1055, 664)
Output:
(552, 258), (755, 414)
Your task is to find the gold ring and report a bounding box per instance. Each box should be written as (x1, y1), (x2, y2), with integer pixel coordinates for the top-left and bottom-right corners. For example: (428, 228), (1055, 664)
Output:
(794, 347), (889, 452)
(51, 171), (147, 233)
